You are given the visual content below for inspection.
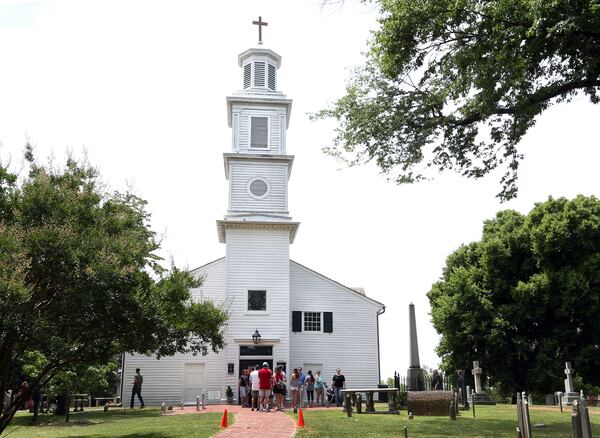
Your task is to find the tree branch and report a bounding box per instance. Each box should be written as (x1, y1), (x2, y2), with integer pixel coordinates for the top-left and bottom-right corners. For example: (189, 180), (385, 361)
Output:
(451, 78), (600, 126)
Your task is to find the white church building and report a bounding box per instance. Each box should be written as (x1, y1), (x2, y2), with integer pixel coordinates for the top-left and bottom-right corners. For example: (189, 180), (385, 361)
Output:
(122, 38), (385, 405)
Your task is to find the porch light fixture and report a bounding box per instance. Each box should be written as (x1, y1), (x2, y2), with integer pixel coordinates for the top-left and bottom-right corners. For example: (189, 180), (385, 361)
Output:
(252, 329), (261, 344)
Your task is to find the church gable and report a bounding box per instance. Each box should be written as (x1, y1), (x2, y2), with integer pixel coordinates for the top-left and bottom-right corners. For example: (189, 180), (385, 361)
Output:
(289, 260), (384, 310)
(189, 257), (227, 303)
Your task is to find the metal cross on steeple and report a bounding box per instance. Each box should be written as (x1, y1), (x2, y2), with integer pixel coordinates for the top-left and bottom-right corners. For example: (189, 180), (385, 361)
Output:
(252, 16), (268, 45)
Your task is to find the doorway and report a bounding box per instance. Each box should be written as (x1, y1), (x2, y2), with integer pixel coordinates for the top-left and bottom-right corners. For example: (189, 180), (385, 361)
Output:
(183, 363), (206, 404)
(239, 359), (273, 376)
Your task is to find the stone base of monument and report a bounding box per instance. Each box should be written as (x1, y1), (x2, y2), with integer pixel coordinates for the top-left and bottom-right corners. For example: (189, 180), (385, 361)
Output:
(406, 367), (424, 391)
(471, 392), (496, 405)
(407, 391), (453, 416)
(561, 392), (579, 406)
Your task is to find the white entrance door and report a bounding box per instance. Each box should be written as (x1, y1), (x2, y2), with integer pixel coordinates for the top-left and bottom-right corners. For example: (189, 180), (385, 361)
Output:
(183, 363), (206, 404)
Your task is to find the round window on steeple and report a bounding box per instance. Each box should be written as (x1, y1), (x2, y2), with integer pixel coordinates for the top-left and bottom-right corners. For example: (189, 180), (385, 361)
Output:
(248, 178), (270, 199)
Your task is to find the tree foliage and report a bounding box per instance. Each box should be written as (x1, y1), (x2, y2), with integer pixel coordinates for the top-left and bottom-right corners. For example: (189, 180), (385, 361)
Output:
(0, 146), (228, 432)
(428, 195), (600, 397)
(316, 0), (600, 200)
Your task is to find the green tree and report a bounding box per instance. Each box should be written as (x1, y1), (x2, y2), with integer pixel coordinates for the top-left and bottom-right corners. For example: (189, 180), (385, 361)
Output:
(0, 146), (228, 433)
(315, 0), (600, 200)
(428, 195), (600, 398)
(20, 351), (120, 398)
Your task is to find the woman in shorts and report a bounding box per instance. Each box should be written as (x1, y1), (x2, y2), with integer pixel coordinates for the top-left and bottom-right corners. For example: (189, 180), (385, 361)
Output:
(289, 368), (300, 410)
(315, 370), (325, 406)
(272, 366), (286, 411)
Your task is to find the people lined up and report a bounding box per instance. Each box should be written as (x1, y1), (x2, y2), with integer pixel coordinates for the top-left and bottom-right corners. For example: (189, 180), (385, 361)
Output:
(238, 364), (346, 411)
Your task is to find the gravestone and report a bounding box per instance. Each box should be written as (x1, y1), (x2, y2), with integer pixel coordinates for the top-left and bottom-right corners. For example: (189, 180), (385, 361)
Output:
(571, 396), (592, 438)
(406, 391), (453, 416)
(562, 362), (579, 405)
(471, 361), (496, 405)
(516, 392), (532, 438)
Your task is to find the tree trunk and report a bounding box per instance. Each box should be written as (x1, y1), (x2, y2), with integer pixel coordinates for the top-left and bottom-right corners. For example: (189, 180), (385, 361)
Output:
(0, 360), (67, 434)
(0, 338), (13, 415)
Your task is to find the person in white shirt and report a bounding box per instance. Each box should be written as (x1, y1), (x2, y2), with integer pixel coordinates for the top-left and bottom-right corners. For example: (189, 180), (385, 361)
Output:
(249, 366), (260, 411)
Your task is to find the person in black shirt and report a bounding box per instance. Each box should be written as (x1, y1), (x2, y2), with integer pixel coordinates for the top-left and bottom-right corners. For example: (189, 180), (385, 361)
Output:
(432, 369), (443, 390)
(239, 369), (248, 407)
(331, 368), (345, 407)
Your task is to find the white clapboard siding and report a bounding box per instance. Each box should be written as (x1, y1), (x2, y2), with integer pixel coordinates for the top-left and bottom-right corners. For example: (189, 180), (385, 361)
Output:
(190, 257), (227, 303)
(124, 259), (227, 405)
(233, 105), (287, 153)
(289, 261), (383, 390)
(229, 161), (288, 213)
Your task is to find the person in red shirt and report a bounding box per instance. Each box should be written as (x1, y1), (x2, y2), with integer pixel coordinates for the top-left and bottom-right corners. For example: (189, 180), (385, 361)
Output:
(258, 362), (273, 412)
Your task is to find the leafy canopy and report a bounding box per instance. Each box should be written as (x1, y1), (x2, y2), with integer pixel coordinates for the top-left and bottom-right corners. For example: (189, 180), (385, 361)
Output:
(0, 146), (228, 432)
(428, 195), (600, 397)
(315, 0), (600, 200)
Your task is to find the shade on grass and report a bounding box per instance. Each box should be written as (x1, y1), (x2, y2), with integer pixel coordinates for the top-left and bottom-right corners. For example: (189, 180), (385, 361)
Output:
(292, 405), (600, 438)
(4, 408), (231, 438)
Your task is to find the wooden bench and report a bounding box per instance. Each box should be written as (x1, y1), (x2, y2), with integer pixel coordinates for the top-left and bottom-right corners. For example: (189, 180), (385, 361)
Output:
(71, 394), (89, 412)
(95, 396), (121, 409)
(340, 388), (400, 415)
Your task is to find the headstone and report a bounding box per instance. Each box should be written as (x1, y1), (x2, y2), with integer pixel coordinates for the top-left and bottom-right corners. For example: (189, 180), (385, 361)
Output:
(545, 394), (555, 405)
(472, 361), (482, 393)
(406, 303), (424, 390)
(562, 362), (579, 405)
(571, 396), (592, 438)
(470, 361), (496, 405)
(406, 391), (453, 416)
(516, 392), (532, 438)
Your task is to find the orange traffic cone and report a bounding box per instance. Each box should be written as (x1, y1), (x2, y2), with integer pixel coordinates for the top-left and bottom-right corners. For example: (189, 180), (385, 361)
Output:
(297, 408), (305, 427)
(220, 409), (228, 428)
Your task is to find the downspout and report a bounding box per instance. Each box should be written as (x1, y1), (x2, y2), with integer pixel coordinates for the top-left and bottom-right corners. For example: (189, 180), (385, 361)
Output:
(376, 306), (386, 384)
(120, 352), (125, 405)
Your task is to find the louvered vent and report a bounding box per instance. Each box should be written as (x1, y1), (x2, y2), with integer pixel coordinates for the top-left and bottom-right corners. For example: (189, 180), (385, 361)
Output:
(251, 117), (268, 148)
(243, 63), (251, 89)
(268, 64), (276, 90)
(254, 61), (265, 87)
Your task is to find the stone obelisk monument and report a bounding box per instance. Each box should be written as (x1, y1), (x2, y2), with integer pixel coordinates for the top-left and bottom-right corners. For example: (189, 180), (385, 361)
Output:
(407, 302), (424, 390)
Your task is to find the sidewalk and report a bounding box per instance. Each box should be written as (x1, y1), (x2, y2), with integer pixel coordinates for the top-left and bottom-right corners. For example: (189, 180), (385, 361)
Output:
(164, 404), (297, 438)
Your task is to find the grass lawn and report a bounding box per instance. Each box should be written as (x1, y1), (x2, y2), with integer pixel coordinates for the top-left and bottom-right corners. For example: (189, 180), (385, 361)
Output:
(3, 408), (232, 438)
(292, 404), (600, 437)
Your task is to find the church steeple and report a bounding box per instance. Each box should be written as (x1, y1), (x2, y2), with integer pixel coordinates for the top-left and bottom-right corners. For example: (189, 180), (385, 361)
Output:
(218, 20), (299, 244)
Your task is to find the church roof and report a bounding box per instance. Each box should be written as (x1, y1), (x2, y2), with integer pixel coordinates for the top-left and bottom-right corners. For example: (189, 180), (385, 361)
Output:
(188, 257), (384, 310)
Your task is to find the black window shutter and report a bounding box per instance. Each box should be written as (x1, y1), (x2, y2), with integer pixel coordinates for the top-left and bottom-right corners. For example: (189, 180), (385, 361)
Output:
(292, 311), (302, 332)
(323, 312), (333, 333)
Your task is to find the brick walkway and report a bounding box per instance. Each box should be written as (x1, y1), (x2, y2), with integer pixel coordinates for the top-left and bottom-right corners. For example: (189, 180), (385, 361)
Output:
(163, 404), (297, 438)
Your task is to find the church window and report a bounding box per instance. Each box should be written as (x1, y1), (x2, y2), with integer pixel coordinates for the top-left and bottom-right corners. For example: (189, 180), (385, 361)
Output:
(254, 61), (266, 87)
(248, 290), (267, 311)
(248, 178), (269, 199)
(303, 312), (321, 332)
(250, 116), (269, 148)
(243, 63), (251, 89)
(268, 64), (276, 90)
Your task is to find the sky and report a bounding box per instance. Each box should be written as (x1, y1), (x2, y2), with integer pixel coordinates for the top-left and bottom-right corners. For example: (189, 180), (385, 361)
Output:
(1, 0), (599, 381)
